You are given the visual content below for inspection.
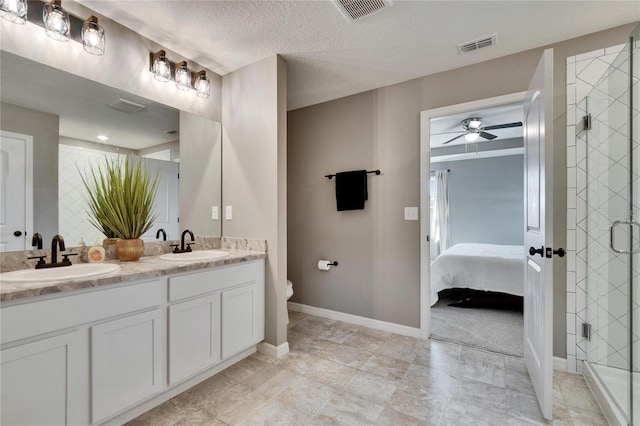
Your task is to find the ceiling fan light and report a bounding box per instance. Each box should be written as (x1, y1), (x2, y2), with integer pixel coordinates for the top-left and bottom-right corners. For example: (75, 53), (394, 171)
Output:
(468, 118), (482, 129)
(464, 130), (480, 142)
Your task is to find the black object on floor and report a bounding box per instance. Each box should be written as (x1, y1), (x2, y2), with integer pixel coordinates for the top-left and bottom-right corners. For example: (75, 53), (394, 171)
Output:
(444, 288), (523, 311)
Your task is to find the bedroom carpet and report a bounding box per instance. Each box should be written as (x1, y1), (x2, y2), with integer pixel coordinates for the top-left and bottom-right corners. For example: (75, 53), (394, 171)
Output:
(430, 289), (524, 357)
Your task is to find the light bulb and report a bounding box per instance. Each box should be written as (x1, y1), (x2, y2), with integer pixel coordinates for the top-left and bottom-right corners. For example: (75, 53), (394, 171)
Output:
(0, 0), (27, 24)
(153, 51), (171, 82)
(82, 16), (105, 55)
(175, 62), (191, 91)
(194, 72), (210, 99)
(43, 0), (70, 42)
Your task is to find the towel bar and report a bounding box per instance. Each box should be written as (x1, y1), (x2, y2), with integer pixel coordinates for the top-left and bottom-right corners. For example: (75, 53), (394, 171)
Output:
(324, 169), (381, 180)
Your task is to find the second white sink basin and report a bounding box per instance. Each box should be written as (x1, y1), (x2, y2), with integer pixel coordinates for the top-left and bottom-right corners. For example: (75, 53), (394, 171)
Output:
(159, 250), (230, 262)
(0, 263), (121, 284)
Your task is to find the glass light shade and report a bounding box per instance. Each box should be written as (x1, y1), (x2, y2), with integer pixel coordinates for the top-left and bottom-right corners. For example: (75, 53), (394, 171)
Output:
(468, 118), (482, 129)
(0, 0), (27, 24)
(464, 130), (480, 142)
(195, 73), (210, 99)
(153, 54), (171, 82)
(175, 63), (191, 91)
(43, 1), (70, 42)
(82, 16), (105, 55)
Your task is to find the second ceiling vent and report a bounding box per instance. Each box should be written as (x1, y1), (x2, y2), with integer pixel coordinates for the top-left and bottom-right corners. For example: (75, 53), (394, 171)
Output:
(458, 34), (497, 54)
(333, 0), (393, 22)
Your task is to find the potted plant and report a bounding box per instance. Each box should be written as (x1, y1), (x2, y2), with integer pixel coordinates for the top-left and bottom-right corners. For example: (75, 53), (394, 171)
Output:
(80, 155), (160, 261)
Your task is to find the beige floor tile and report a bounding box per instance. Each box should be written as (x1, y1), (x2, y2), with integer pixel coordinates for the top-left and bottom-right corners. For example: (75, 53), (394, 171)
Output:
(343, 370), (397, 406)
(458, 346), (506, 387)
(303, 357), (358, 388)
(441, 398), (509, 426)
(277, 375), (335, 415)
(375, 338), (420, 363)
(238, 398), (315, 426)
(315, 391), (385, 425)
(567, 406), (609, 426)
(360, 354), (410, 382)
(387, 385), (448, 422)
(375, 406), (429, 426)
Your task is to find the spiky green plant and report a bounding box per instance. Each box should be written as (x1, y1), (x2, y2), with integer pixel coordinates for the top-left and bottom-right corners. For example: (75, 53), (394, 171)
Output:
(80, 155), (160, 240)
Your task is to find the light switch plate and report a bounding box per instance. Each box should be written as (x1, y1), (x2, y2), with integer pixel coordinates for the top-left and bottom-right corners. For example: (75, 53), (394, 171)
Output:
(225, 206), (233, 220)
(404, 207), (419, 221)
(211, 206), (218, 220)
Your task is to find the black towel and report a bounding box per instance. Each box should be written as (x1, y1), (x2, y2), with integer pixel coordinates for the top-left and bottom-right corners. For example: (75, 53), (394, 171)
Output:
(335, 170), (368, 211)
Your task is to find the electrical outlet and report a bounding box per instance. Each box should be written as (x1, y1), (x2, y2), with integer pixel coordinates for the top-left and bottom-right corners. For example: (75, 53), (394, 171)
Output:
(225, 206), (233, 220)
(404, 207), (419, 221)
(211, 206), (218, 220)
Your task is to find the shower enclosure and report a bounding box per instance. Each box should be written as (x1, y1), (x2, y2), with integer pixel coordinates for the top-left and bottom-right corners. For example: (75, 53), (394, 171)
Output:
(582, 24), (638, 425)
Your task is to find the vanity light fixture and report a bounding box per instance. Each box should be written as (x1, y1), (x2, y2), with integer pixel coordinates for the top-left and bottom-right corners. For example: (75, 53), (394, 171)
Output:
(175, 61), (191, 91)
(152, 50), (171, 82)
(193, 70), (211, 99)
(82, 15), (105, 55)
(0, 0), (28, 24)
(43, 0), (70, 42)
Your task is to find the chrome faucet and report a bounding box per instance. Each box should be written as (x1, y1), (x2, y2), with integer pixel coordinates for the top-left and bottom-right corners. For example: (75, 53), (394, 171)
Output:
(31, 232), (43, 250)
(156, 228), (167, 241)
(28, 234), (77, 269)
(171, 229), (195, 253)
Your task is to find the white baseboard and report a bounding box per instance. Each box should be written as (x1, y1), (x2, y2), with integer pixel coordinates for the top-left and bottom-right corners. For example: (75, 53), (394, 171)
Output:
(257, 341), (290, 358)
(553, 356), (567, 371)
(288, 302), (421, 338)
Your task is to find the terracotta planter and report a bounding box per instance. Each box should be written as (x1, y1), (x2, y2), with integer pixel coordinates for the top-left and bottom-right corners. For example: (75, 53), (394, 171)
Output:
(116, 239), (144, 261)
(102, 237), (120, 246)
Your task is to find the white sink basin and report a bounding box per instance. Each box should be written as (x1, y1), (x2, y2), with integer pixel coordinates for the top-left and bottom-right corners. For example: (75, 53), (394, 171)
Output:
(0, 263), (121, 284)
(159, 250), (230, 262)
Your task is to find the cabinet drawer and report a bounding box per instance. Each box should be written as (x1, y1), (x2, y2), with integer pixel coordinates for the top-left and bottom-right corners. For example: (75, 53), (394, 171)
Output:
(1, 279), (164, 345)
(168, 261), (260, 302)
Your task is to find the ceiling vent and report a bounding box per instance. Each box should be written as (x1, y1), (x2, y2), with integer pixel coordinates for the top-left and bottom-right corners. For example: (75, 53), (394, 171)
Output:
(333, 0), (393, 22)
(458, 34), (497, 54)
(108, 98), (146, 113)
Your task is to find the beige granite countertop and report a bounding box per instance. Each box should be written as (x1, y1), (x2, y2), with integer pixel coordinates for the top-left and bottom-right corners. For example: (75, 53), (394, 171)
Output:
(0, 249), (266, 303)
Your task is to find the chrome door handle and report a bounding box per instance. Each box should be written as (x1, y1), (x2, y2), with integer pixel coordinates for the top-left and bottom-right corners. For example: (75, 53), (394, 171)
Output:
(609, 220), (640, 254)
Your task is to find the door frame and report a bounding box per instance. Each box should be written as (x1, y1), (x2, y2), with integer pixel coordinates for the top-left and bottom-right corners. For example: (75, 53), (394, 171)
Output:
(419, 91), (526, 339)
(0, 130), (34, 249)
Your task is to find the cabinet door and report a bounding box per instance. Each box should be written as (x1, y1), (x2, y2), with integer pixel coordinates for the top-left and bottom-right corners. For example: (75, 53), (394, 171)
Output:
(91, 309), (163, 423)
(168, 293), (221, 385)
(222, 282), (259, 358)
(1, 330), (82, 426)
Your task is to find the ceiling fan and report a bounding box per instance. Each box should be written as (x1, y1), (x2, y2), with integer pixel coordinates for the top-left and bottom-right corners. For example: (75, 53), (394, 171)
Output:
(441, 117), (523, 145)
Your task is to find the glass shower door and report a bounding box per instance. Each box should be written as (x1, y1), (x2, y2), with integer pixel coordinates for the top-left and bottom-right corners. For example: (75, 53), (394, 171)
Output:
(583, 25), (638, 425)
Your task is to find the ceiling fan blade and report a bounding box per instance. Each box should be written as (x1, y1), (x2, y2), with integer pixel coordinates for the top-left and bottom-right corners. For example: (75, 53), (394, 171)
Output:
(431, 130), (465, 136)
(483, 121), (523, 131)
(479, 131), (497, 140)
(442, 134), (465, 145)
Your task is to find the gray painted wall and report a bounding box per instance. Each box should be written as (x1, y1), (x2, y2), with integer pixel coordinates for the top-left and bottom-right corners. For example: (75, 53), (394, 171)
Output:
(432, 155), (524, 246)
(222, 56), (288, 347)
(1, 103), (59, 243)
(288, 23), (636, 358)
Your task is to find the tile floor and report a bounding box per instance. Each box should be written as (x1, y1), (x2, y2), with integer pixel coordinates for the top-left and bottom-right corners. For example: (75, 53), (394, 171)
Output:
(128, 312), (608, 425)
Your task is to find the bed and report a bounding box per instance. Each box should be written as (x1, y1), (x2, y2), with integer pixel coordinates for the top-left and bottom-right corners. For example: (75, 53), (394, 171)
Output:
(430, 243), (525, 306)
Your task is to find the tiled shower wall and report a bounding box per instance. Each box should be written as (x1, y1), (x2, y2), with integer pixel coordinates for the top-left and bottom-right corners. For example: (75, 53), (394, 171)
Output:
(565, 44), (627, 373)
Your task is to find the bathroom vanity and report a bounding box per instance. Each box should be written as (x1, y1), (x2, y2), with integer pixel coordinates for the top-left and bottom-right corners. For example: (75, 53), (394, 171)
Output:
(0, 250), (265, 425)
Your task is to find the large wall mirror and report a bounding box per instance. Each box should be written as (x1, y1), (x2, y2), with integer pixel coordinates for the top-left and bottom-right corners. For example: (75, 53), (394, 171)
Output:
(0, 51), (222, 252)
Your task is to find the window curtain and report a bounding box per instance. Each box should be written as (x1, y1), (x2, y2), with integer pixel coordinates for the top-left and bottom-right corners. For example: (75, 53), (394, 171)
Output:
(430, 170), (450, 258)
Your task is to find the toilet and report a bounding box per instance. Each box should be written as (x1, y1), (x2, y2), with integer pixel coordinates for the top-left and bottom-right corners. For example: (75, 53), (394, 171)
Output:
(286, 280), (294, 324)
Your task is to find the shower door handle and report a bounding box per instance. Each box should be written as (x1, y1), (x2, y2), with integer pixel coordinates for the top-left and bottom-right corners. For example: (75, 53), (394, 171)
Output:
(609, 220), (640, 254)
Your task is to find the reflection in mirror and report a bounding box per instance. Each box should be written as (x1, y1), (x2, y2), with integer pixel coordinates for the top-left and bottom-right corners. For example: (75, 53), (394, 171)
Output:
(0, 51), (221, 252)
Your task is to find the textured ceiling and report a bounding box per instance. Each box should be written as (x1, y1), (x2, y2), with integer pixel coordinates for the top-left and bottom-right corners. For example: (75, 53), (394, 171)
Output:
(81, 1), (640, 110)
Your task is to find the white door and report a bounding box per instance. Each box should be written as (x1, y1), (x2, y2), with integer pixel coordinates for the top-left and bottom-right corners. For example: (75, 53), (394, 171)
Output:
(0, 131), (32, 252)
(523, 48), (554, 420)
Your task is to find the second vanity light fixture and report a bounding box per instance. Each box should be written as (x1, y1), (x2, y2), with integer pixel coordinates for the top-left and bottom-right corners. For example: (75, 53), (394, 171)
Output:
(150, 50), (211, 99)
(0, 0), (105, 55)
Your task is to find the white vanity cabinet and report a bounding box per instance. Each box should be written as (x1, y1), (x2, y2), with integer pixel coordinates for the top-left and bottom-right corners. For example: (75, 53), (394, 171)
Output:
(0, 257), (265, 426)
(167, 259), (265, 385)
(1, 330), (83, 426)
